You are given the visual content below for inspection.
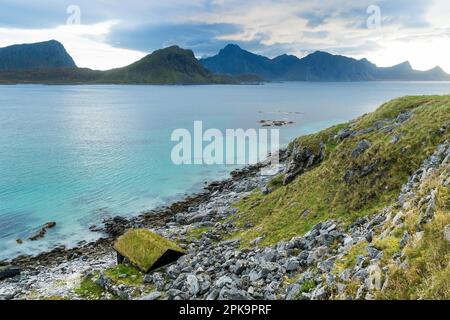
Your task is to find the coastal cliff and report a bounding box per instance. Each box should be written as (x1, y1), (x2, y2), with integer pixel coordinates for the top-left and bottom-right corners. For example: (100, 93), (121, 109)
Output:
(0, 95), (449, 300)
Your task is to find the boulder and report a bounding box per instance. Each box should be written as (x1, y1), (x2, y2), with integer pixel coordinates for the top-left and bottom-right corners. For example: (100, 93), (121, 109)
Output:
(140, 291), (161, 300)
(283, 141), (325, 185)
(0, 266), (21, 280)
(285, 283), (300, 300)
(29, 221), (57, 241)
(219, 285), (251, 300)
(186, 274), (200, 296)
(366, 246), (383, 260)
(186, 211), (212, 224)
(443, 225), (450, 244)
(400, 231), (409, 248)
(352, 140), (371, 158)
(396, 111), (411, 123)
(334, 128), (353, 141)
(366, 264), (382, 291)
(285, 258), (300, 272)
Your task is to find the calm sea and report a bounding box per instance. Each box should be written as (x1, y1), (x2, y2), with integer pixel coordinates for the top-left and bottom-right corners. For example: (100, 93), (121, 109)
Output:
(1, 82), (449, 259)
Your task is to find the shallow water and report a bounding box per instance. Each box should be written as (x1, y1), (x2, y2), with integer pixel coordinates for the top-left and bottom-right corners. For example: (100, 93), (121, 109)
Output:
(1, 82), (449, 259)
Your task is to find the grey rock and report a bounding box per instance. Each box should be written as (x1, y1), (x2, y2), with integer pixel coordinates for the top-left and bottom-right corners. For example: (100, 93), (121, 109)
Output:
(353, 268), (368, 281)
(283, 142), (325, 185)
(186, 211), (212, 224)
(261, 187), (271, 195)
(298, 250), (309, 266)
(230, 260), (246, 275)
(186, 274), (200, 296)
(444, 225), (450, 244)
(310, 285), (328, 300)
(206, 288), (220, 300)
(166, 265), (180, 279)
(352, 139), (371, 158)
(396, 111), (411, 123)
(249, 270), (262, 282)
(356, 255), (366, 268)
(261, 261), (279, 274)
(0, 266), (21, 280)
(373, 120), (390, 130)
(261, 248), (278, 262)
(167, 289), (184, 300)
(420, 189), (437, 224)
(140, 291), (161, 300)
(343, 170), (355, 184)
(214, 275), (233, 289)
(285, 283), (300, 300)
(340, 268), (352, 282)
(366, 246), (383, 259)
(400, 231), (409, 248)
(285, 258), (300, 272)
(335, 128), (353, 141)
(317, 257), (335, 273)
(365, 231), (373, 243)
(250, 237), (263, 246)
(367, 214), (386, 228)
(390, 135), (401, 144)
(219, 285), (251, 300)
(366, 264), (382, 291)
(239, 275), (250, 290)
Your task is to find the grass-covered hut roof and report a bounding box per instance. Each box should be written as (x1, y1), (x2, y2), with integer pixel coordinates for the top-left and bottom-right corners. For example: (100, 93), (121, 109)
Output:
(113, 228), (185, 273)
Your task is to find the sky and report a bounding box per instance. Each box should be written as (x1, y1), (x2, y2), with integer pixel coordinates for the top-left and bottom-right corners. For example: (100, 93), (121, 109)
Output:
(0, 0), (449, 71)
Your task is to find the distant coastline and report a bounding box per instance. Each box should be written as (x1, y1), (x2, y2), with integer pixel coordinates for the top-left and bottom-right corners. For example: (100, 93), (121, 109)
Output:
(1, 40), (450, 85)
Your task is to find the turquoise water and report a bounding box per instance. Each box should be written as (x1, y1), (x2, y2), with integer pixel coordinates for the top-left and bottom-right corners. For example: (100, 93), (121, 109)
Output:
(1, 82), (449, 259)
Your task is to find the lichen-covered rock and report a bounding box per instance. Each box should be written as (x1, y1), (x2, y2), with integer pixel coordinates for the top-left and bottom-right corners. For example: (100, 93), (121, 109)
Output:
(283, 141), (325, 184)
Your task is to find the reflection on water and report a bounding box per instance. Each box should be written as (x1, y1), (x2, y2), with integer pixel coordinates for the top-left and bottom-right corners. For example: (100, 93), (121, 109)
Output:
(0, 82), (449, 259)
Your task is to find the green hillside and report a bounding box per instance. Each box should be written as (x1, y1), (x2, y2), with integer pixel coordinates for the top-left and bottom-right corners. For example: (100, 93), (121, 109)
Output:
(232, 95), (450, 246)
(0, 46), (240, 84)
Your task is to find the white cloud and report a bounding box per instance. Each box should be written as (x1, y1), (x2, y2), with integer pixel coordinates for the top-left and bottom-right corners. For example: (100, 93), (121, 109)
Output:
(0, 0), (449, 72)
(190, 0), (450, 72)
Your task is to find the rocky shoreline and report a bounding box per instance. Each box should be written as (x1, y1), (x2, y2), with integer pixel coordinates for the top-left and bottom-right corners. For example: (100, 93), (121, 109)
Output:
(0, 152), (286, 299)
(1, 97), (449, 300)
(1, 138), (447, 300)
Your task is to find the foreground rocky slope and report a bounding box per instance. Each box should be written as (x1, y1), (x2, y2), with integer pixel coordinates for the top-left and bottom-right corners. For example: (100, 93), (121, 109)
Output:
(0, 95), (448, 300)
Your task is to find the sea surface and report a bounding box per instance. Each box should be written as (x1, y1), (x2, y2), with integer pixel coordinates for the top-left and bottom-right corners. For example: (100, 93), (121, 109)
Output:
(1, 82), (449, 259)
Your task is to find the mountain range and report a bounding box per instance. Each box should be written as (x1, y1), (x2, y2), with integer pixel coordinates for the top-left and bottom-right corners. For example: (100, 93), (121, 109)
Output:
(0, 41), (242, 84)
(0, 40), (76, 71)
(200, 44), (450, 81)
(0, 40), (449, 84)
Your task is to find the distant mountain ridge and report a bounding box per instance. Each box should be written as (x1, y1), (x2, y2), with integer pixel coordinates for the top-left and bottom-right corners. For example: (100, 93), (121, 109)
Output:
(101, 46), (224, 84)
(0, 40), (76, 70)
(200, 44), (450, 81)
(0, 43), (243, 84)
(0, 40), (448, 84)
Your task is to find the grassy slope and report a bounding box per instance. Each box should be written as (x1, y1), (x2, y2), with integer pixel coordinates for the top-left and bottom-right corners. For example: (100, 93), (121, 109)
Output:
(232, 95), (450, 246)
(379, 169), (450, 299)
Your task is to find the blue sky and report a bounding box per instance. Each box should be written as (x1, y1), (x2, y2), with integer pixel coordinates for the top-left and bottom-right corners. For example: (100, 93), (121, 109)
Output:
(0, 0), (449, 71)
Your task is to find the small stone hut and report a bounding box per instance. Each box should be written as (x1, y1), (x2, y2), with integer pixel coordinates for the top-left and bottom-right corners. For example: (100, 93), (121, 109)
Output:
(113, 228), (185, 273)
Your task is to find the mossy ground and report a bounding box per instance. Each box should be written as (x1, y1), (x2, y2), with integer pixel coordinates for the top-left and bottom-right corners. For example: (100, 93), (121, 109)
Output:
(104, 264), (144, 286)
(231, 96), (450, 247)
(185, 226), (211, 240)
(74, 275), (104, 300)
(333, 240), (368, 274)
